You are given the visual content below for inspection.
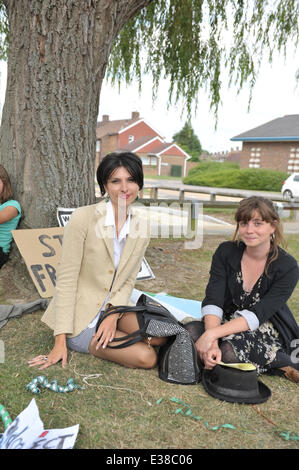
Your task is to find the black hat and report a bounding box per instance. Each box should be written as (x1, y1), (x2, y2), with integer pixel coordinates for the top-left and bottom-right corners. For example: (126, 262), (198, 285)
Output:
(202, 362), (271, 404)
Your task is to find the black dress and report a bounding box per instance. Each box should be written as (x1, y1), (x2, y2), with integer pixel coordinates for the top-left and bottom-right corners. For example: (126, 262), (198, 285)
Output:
(202, 241), (299, 375)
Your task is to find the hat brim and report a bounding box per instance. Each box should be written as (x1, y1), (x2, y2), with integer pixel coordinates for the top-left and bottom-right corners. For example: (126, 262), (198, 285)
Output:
(202, 371), (271, 404)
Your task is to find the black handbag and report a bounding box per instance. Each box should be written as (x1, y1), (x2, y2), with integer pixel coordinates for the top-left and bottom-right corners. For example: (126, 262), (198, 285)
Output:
(96, 294), (200, 385)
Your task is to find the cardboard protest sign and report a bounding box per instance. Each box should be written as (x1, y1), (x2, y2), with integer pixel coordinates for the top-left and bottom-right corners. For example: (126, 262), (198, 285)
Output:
(12, 227), (64, 298)
(0, 399), (79, 449)
(57, 206), (155, 281)
(12, 227), (154, 299)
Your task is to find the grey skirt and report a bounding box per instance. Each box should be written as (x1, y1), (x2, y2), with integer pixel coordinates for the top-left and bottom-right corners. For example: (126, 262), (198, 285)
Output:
(66, 325), (97, 354)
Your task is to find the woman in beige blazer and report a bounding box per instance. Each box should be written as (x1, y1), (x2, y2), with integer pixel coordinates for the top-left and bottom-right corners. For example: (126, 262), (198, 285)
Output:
(29, 152), (165, 370)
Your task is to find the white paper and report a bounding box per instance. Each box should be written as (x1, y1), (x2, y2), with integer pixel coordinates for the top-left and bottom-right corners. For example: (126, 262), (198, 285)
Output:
(0, 399), (79, 449)
(130, 288), (202, 321)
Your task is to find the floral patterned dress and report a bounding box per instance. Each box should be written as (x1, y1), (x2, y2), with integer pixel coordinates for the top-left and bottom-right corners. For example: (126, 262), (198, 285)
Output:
(223, 270), (283, 375)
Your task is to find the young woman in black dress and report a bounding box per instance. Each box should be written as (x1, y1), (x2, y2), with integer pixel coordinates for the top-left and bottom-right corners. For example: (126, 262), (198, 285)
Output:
(186, 196), (299, 382)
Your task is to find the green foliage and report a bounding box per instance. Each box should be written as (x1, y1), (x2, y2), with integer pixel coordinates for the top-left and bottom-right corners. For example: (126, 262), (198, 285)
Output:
(187, 160), (240, 175)
(0, 2), (8, 61)
(1, 235), (299, 449)
(184, 162), (288, 192)
(173, 121), (202, 161)
(0, 1), (298, 118)
(108, 0), (299, 117)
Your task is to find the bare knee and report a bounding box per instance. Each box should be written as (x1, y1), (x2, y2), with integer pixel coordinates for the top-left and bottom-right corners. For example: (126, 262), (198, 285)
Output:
(89, 340), (157, 369)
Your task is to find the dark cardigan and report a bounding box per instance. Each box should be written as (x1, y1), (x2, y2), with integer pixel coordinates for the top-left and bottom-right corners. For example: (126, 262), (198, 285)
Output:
(202, 241), (299, 354)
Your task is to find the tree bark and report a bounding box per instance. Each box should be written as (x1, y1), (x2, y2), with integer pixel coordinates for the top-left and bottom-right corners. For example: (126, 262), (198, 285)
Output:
(0, 0), (152, 228)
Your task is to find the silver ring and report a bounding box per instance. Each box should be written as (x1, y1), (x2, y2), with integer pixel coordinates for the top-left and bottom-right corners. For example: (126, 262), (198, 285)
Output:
(42, 356), (48, 361)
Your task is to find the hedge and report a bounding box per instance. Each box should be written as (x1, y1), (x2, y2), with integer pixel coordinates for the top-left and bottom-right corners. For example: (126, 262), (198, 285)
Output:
(184, 162), (288, 192)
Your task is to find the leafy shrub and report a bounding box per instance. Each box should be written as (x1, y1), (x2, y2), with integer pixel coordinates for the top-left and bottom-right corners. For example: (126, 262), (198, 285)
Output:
(187, 161), (240, 176)
(184, 163), (288, 192)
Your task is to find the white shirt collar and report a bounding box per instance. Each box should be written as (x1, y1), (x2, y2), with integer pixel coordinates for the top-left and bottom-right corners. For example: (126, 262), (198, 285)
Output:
(104, 200), (130, 242)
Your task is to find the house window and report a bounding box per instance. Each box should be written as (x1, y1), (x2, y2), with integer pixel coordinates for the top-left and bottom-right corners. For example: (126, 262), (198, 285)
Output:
(249, 147), (260, 168)
(141, 156), (150, 165)
(96, 140), (101, 152)
(128, 135), (134, 143)
(151, 157), (157, 166)
(288, 149), (299, 171)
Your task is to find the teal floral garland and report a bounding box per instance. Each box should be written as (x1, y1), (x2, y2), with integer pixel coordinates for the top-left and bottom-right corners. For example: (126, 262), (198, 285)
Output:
(26, 376), (84, 394)
(157, 396), (299, 441)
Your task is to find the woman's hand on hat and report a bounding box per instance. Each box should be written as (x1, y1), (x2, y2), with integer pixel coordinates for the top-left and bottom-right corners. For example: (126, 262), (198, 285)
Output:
(202, 342), (222, 370)
(195, 329), (215, 353)
(195, 330), (221, 369)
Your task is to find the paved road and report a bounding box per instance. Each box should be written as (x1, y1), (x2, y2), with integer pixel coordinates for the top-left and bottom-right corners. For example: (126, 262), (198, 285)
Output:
(96, 179), (299, 234)
(144, 178), (299, 235)
(144, 178), (284, 201)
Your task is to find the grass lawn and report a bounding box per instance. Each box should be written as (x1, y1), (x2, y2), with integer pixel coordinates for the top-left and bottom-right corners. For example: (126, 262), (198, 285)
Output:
(0, 233), (298, 450)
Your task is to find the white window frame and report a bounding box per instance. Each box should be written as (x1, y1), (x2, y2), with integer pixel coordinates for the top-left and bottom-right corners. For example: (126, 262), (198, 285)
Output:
(141, 156), (150, 166)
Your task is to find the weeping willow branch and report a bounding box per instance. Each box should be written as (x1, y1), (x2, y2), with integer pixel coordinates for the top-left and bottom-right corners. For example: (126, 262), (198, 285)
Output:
(107, 0), (299, 118)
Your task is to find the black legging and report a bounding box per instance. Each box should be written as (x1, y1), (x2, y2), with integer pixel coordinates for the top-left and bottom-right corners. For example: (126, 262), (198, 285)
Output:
(183, 320), (299, 371)
(183, 321), (238, 364)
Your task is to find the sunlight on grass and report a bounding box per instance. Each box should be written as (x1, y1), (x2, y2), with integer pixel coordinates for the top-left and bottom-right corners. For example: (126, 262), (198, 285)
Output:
(0, 234), (298, 449)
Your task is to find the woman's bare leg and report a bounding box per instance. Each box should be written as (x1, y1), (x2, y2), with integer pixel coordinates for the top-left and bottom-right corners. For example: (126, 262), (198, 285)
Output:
(89, 312), (166, 368)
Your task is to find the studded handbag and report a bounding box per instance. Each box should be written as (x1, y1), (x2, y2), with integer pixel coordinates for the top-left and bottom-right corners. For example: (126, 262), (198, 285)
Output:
(95, 294), (200, 385)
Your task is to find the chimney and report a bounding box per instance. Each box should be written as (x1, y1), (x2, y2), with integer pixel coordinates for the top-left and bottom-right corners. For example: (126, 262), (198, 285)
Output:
(131, 111), (139, 120)
(102, 115), (109, 122)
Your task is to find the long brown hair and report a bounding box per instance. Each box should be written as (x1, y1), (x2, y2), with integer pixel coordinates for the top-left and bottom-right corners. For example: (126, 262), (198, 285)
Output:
(232, 196), (286, 269)
(0, 165), (14, 204)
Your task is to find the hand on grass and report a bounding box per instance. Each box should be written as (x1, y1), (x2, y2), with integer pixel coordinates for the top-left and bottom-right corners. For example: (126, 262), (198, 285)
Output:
(28, 334), (67, 369)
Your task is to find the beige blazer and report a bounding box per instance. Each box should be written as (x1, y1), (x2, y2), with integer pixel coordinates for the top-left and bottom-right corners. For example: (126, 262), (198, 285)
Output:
(41, 200), (150, 338)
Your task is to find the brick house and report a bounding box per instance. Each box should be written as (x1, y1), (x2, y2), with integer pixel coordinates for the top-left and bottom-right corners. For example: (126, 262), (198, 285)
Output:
(95, 111), (191, 177)
(231, 114), (299, 173)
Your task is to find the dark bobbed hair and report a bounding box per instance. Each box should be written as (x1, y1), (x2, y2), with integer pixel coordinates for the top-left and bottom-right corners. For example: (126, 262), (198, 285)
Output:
(96, 152), (144, 196)
(0, 164), (14, 204)
(232, 196), (286, 269)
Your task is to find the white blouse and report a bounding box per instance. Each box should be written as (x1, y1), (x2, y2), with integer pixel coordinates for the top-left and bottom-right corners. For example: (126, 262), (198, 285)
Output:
(88, 200), (131, 328)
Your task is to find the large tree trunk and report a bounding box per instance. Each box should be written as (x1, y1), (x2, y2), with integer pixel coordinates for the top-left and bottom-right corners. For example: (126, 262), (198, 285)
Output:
(0, 0), (152, 228)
